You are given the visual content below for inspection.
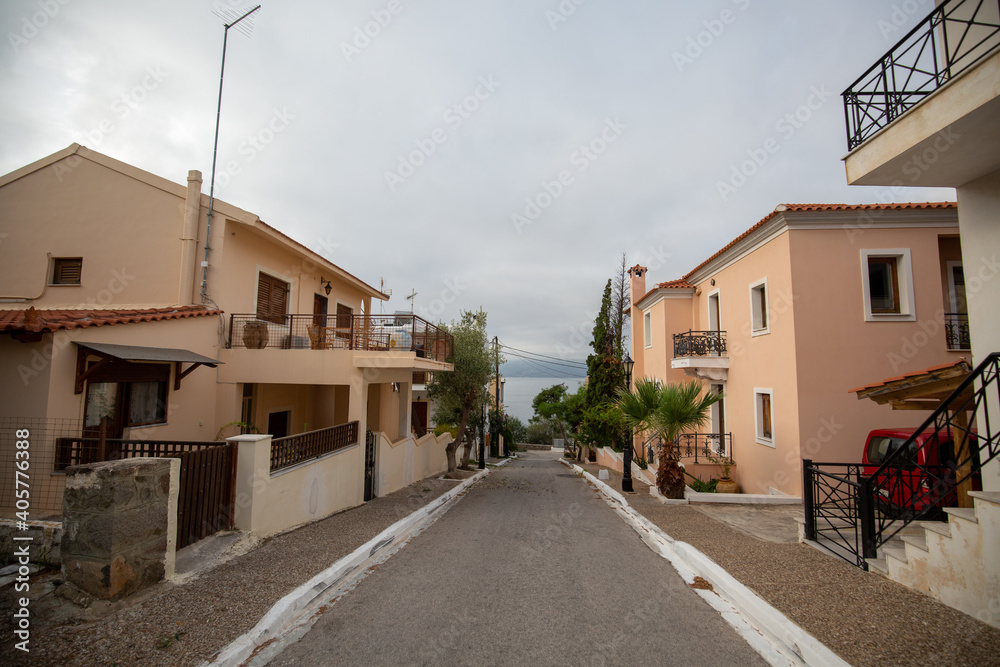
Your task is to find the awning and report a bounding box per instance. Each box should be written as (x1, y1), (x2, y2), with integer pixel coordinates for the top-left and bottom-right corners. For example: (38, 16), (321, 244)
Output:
(75, 342), (221, 394)
(849, 358), (972, 411)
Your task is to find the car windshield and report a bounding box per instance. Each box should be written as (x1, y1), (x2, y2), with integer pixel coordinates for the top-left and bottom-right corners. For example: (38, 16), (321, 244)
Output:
(867, 436), (919, 468)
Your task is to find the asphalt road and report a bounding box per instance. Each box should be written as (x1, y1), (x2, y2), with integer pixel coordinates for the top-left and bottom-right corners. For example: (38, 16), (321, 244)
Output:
(265, 451), (769, 666)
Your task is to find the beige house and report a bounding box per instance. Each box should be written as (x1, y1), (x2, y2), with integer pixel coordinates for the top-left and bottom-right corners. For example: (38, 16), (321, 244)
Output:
(628, 202), (964, 497)
(834, 0), (1000, 624)
(0, 144), (454, 533)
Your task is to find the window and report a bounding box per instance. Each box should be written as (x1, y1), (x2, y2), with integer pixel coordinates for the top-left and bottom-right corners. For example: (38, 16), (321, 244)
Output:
(749, 279), (769, 335)
(868, 258), (899, 313)
(83, 362), (170, 437)
(257, 273), (290, 325)
(51, 257), (82, 285)
(755, 389), (774, 447)
(861, 249), (915, 321)
(643, 311), (652, 348)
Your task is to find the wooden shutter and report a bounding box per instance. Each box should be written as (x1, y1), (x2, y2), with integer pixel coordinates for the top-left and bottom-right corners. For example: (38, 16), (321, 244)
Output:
(52, 258), (83, 285)
(257, 273), (289, 324)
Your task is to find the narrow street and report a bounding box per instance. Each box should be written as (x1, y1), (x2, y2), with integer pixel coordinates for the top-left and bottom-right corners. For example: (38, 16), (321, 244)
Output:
(265, 451), (769, 665)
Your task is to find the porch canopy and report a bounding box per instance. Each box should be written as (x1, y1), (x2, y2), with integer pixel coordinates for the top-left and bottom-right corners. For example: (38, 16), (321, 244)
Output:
(850, 358), (974, 506)
(75, 342), (221, 394)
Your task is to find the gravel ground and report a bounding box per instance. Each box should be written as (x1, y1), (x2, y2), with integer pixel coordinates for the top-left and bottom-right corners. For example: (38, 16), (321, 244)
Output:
(1, 472), (478, 666)
(575, 460), (1000, 667)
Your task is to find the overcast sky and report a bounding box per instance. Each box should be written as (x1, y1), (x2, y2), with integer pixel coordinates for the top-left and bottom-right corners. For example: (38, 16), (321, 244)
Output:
(0, 0), (955, 361)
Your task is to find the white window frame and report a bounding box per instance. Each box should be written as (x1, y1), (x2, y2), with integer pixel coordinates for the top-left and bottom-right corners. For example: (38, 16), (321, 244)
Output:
(860, 249), (916, 322)
(754, 388), (775, 448)
(749, 278), (770, 336)
(643, 310), (652, 349)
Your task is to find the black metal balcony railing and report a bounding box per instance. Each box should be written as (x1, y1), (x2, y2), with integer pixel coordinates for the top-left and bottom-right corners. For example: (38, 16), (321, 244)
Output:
(678, 433), (733, 464)
(945, 312), (971, 350)
(673, 330), (727, 358)
(227, 313), (453, 361)
(843, 0), (1000, 150)
(270, 421), (359, 473)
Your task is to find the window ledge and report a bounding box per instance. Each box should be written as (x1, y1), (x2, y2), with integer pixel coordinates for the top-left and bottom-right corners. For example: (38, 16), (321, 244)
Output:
(751, 327), (771, 337)
(865, 312), (916, 322)
(756, 437), (775, 448)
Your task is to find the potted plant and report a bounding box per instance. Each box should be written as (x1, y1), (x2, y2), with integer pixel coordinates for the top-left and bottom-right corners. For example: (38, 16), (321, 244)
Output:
(706, 448), (739, 494)
(243, 320), (268, 348)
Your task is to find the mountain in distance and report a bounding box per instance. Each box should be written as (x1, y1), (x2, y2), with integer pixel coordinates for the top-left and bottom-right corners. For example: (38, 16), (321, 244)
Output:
(500, 357), (587, 379)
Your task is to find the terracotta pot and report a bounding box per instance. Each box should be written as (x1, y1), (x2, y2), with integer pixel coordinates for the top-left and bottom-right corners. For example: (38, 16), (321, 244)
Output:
(243, 321), (268, 349)
(716, 477), (739, 494)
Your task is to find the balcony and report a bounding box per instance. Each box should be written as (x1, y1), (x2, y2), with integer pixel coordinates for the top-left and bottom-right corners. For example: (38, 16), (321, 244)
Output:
(227, 313), (452, 360)
(678, 433), (734, 465)
(945, 312), (972, 350)
(842, 0), (1000, 186)
(671, 330), (729, 382)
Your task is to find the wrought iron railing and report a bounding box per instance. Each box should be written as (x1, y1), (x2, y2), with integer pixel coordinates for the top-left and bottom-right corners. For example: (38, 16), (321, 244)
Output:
(945, 312), (971, 350)
(55, 437), (220, 471)
(843, 0), (1000, 150)
(802, 463), (868, 567)
(270, 421), (359, 473)
(227, 313), (453, 360)
(678, 433), (733, 464)
(673, 330), (727, 357)
(804, 352), (1000, 569)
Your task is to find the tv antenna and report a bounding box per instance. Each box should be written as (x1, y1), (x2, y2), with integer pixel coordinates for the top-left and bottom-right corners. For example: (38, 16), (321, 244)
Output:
(406, 289), (418, 313)
(380, 278), (392, 314)
(202, 4), (261, 304)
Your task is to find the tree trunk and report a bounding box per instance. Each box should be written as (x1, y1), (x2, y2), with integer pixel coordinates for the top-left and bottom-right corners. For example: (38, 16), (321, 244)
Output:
(456, 406), (472, 470)
(656, 439), (686, 499)
(445, 439), (459, 473)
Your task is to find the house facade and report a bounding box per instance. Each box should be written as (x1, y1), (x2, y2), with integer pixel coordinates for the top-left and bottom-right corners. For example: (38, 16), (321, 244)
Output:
(834, 0), (999, 623)
(629, 202), (964, 497)
(0, 144), (453, 524)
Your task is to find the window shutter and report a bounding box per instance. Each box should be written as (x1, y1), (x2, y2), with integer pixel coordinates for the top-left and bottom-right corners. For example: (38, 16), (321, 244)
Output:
(53, 258), (83, 285)
(257, 273), (289, 324)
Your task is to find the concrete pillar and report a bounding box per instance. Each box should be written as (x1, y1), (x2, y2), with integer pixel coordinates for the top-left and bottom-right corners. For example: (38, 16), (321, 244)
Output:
(957, 169), (1000, 492)
(228, 434), (272, 532)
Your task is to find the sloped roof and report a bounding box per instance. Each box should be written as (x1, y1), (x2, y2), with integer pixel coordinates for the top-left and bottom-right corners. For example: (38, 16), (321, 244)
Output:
(0, 306), (220, 334)
(641, 202), (957, 297)
(849, 358), (972, 410)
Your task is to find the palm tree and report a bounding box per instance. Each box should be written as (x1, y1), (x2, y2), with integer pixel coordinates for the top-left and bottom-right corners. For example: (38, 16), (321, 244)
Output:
(616, 378), (723, 499)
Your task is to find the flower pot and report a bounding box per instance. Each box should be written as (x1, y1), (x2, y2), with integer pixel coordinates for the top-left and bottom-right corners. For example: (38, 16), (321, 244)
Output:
(716, 477), (739, 494)
(243, 321), (268, 349)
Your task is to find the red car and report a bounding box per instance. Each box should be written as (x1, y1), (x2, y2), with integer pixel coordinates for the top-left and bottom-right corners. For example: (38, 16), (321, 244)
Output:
(862, 427), (980, 517)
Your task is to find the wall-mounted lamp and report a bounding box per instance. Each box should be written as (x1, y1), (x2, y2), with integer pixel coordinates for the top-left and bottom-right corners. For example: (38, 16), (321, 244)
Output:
(320, 277), (332, 295)
(391, 382), (400, 393)
(710, 279), (716, 286)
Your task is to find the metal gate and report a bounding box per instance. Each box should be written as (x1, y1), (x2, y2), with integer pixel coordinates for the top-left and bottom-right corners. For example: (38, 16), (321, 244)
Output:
(364, 429), (377, 501)
(176, 443), (236, 549)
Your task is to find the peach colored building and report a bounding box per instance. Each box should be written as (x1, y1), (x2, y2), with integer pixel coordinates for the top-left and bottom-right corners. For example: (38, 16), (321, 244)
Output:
(0, 145), (453, 525)
(629, 202), (964, 497)
(834, 0), (1000, 624)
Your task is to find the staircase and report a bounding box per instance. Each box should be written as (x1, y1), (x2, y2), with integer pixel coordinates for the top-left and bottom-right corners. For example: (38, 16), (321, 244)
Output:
(802, 353), (1000, 626)
(869, 491), (1000, 628)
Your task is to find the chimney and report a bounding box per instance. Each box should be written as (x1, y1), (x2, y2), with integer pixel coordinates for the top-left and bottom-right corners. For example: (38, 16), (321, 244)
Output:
(628, 265), (647, 307)
(178, 170), (202, 306)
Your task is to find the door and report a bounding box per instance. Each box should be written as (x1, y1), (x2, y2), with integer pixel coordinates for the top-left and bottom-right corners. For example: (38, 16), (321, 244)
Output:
(411, 401), (428, 438)
(707, 291), (722, 355)
(313, 294), (329, 326)
(364, 429), (377, 501)
(267, 410), (290, 439)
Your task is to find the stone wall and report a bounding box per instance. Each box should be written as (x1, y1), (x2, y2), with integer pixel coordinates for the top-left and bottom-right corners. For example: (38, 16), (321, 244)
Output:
(60, 457), (179, 600)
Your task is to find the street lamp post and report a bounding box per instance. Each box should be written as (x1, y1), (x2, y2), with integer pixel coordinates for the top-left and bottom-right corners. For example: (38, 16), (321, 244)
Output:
(622, 354), (634, 493)
(478, 402), (486, 470)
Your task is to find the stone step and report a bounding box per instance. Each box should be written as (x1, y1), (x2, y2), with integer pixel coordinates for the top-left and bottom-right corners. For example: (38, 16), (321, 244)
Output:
(921, 520), (952, 538)
(901, 532), (928, 552)
(944, 506), (979, 524)
(882, 545), (908, 565)
(866, 557), (889, 575)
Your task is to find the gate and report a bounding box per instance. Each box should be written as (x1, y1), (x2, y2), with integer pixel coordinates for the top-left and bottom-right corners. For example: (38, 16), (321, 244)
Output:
(364, 429), (377, 501)
(175, 443), (236, 549)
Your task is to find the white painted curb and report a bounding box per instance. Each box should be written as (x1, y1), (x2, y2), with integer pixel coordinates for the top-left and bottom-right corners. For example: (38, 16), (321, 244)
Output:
(207, 468), (491, 666)
(564, 460), (849, 667)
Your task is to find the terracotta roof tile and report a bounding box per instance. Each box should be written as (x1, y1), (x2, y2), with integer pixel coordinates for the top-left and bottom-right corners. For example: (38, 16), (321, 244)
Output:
(683, 202), (957, 282)
(0, 306), (221, 334)
(656, 279), (694, 289)
(849, 358), (971, 395)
